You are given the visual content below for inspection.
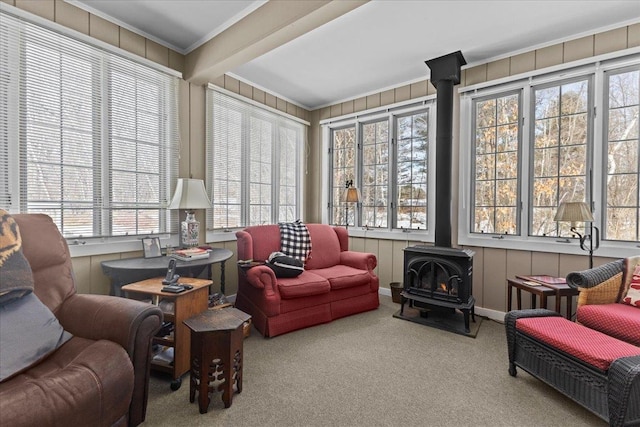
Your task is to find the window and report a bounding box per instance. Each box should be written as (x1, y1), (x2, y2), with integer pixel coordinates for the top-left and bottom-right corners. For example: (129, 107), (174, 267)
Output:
(0, 11), (179, 239)
(362, 120), (388, 227)
(326, 104), (433, 232)
(206, 89), (305, 230)
(396, 111), (429, 229)
(472, 92), (520, 234)
(460, 53), (640, 256)
(330, 126), (356, 226)
(531, 78), (591, 237)
(605, 67), (640, 241)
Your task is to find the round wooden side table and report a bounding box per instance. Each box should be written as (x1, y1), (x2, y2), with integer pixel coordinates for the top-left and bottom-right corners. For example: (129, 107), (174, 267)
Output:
(183, 307), (251, 413)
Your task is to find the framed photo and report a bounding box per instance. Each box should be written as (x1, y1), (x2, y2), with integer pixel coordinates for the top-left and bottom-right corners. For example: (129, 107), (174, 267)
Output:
(142, 237), (162, 258)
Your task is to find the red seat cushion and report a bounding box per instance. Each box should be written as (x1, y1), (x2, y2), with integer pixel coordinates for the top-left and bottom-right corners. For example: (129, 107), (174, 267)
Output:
(516, 317), (640, 371)
(276, 271), (330, 299)
(312, 265), (371, 290)
(577, 303), (640, 346)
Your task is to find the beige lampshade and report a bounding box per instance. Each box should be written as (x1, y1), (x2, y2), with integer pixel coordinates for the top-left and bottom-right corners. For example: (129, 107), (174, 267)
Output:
(554, 202), (593, 223)
(344, 187), (361, 203)
(167, 178), (212, 210)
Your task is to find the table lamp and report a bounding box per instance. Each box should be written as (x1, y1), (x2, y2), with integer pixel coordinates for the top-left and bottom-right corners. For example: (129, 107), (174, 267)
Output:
(343, 180), (360, 228)
(554, 201), (600, 268)
(168, 178), (212, 247)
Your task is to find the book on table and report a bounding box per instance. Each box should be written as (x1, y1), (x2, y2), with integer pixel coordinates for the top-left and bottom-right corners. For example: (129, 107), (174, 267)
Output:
(170, 248), (210, 261)
(516, 275), (566, 286)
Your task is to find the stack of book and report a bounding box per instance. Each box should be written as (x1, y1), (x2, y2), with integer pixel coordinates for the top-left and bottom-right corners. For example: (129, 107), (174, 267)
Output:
(170, 247), (210, 261)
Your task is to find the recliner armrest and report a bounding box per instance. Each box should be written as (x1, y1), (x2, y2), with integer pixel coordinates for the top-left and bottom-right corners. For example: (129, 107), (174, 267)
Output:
(56, 294), (162, 359)
(57, 293), (163, 426)
(340, 251), (377, 271)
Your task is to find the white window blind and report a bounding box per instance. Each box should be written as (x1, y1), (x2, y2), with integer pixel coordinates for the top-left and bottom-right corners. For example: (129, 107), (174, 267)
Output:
(206, 89), (305, 230)
(0, 10), (179, 238)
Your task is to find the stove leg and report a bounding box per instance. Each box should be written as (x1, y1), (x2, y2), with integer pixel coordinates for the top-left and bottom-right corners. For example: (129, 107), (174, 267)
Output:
(463, 309), (470, 333)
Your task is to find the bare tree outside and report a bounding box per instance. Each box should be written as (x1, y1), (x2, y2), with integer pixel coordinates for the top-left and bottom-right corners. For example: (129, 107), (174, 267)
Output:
(361, 120), (388, 227)
(606, 69), (640, 241)
(473, 93), (519, 234)
(331, 126), (356, 226)
(396, 111), (428, 229)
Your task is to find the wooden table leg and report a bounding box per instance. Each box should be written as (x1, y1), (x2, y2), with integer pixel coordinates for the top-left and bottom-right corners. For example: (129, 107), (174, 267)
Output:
(555, 292), (561, 315)
(531, 294), (537, 309)
(540, 294), (546, 310)
(507, 283), (513, 312)
(516, 288), (522, 310)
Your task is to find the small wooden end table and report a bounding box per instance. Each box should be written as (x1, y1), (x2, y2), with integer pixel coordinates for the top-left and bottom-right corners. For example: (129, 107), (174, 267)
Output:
(184, 307), (251, 413)
(507, 277), (578, 319)
(121, 277), (212, 390)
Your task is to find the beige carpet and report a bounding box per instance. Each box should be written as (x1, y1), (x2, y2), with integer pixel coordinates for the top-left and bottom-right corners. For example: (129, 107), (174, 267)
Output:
(144, 296), (605, 427)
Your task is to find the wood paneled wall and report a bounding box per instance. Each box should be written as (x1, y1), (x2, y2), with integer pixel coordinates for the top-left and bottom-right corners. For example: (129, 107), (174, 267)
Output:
(6, 0), (632, 314)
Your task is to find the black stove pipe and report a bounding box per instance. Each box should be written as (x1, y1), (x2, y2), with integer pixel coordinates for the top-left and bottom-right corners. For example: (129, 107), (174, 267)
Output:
(425, 51), (466, 248)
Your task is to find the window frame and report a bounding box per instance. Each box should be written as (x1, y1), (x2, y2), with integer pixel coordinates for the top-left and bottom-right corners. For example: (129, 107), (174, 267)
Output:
(470, 89), (523, 237)
(602, 64), (640, 243)
(459, 51), (640, 259)
(204, 86), (308, 240)
(322, 100), (436, 241)
(0, 7), (181, 256)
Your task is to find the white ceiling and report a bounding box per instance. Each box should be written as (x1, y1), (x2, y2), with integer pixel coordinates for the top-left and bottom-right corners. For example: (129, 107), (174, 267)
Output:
(71, 0), (640, 110)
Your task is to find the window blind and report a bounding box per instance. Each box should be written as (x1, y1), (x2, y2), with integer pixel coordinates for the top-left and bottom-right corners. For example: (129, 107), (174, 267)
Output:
(206, 89), (305, 230)
(0, 10), (179, 238)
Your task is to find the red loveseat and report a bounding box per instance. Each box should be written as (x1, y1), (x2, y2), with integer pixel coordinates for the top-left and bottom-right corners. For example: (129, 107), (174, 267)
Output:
(235, 224), (379, 337)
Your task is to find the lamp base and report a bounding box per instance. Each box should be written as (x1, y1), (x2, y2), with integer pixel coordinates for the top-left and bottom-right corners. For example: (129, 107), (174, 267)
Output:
(180, 212), (199, 247)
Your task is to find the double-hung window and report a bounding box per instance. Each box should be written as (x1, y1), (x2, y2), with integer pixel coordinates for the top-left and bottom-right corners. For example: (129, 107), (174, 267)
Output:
(0, 10), (180, 240)
(461, 53), (640, 256)
(325, 103), (434, 233)
(206, 89), (306, 231)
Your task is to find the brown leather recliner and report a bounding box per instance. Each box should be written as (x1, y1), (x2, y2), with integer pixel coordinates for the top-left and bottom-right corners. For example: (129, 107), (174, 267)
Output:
(0, 213), (163, 426)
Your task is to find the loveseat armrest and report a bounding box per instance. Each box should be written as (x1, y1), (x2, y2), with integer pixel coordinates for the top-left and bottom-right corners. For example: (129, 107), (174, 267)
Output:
(57, 293), (162, 426)
(566, 259), (624, 289)
(340, 251), (377, 271)
(245, 265), (279, 297)
(566, 259), (625, 306)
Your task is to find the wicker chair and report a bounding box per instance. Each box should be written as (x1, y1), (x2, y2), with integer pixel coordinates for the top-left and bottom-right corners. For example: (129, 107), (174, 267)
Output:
(566, 257), (640, 347)
(566, 257), (639, 306)
(505, 309), (640, 427)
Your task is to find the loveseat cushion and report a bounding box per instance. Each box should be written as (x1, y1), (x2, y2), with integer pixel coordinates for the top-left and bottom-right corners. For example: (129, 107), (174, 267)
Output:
(277, 271), (331, 299)
(304, 224), (341, 269)
(313, 265), (372, 290)
(0, 337), (134, 427)
(516, 316), (640, 371)
(576, 303), (640, 346)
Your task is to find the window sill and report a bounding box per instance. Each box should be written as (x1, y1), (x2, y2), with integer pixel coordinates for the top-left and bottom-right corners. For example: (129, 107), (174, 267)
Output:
(346, 228), (433, 242)
(458, 233), (637, 260)
(67, 235), (176, 258)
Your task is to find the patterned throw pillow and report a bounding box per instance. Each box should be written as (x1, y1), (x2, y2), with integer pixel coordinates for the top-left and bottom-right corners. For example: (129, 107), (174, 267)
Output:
(622, 265), (640, 308)
(0, 209), (72, 382)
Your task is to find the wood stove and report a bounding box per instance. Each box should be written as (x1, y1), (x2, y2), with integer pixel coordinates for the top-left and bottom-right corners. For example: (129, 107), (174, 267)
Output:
(393, 51), (478, 336)
(400, 245), (475, 333)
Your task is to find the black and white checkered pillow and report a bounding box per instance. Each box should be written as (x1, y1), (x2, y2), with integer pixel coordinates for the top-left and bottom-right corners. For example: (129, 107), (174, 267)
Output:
(278, 220), (311, 262)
